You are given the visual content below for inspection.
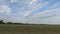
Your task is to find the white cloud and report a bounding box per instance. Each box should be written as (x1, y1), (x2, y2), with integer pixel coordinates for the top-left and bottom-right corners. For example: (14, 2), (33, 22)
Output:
(23, 11), (31, 17)
(42, 8), (60, 17)
(0, 5), (11, 15)
(23, 1), (48, 17)
(0, 0), (60, 24)
(29, 0), (38, 7)
(10, 0), (19, 3)
(17, 0), (48, 17)
(40, 15), (60, 24)
(30, 8), (60, 18)
(32, 2), (48, 11)
(27, 8), (60, 24)
(0, 16), (4, 20)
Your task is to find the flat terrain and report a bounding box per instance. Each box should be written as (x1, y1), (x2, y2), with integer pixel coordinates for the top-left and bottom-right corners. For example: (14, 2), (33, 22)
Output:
(0, 24), (60, 34)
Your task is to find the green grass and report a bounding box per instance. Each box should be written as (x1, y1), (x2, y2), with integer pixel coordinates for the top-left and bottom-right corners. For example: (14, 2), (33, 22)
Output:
(0, 24), (60, 34)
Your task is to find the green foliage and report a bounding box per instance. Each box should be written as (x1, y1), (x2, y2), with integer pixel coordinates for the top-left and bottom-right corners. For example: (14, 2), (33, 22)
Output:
(6, 22), (23, 24)
(0, 20), (27, 24)
(0, 20), (5, 24)
(6, 22), (12, 24)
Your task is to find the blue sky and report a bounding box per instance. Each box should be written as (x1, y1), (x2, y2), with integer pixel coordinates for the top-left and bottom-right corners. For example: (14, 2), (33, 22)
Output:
(0, 0), (60, 24)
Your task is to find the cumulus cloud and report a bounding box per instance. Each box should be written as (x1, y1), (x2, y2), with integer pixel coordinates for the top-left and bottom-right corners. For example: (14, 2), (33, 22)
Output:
(29, 0), (38, 7)
(0, 5), (11, 15)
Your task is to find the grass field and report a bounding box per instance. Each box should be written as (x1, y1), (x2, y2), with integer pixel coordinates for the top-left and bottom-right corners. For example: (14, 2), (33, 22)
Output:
(0, 24), (60, 34)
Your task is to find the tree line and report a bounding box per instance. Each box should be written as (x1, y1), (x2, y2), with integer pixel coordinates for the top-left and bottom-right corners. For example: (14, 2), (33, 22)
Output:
(0, 20), (28, 24)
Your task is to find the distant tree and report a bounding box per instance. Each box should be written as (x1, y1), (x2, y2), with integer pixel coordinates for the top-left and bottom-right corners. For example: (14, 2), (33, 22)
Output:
(6, 22), (23, 24)
(26, 23), (29, 25)
(0, 20), (5, 24)
(14, 23), (23, 24)
(19, 23), (22, 24)
(6, 22), (12, 24)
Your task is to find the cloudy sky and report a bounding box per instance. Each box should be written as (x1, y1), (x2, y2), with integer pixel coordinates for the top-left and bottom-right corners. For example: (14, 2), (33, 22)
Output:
(0, 0), (60, 24)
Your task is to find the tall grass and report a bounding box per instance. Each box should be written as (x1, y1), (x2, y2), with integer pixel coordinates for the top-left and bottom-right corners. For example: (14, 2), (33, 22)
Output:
(0, 24), (60, 34)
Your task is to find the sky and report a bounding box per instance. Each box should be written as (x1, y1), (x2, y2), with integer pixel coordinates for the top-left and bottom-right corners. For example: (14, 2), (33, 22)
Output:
(0, 0), (60, 24)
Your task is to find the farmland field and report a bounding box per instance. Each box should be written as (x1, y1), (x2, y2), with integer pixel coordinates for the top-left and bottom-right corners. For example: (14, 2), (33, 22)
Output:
(0, 24), (60, 34)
